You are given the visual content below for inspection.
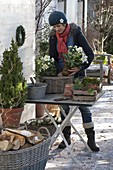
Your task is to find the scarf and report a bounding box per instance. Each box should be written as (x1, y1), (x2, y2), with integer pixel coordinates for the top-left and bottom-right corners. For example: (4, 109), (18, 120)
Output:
(56, 24), (70, 56)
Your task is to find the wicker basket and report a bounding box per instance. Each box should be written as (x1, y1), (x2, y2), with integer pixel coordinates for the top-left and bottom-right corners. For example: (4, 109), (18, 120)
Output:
(0, 128), (51, 170)
(41, 76), (74, 94)
(26, 123), (56, 136)
(25, 118), (56, 136)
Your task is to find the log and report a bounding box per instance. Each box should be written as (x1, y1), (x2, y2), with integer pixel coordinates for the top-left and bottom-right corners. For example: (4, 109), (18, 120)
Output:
(21, 143), (32, 149)
(0, 134), (7, 140)
(0, 128), (45, 151)
(5, 128), (36, 145)
(0, 140), (13, 151)
(27, 135), (43, 145)
(5, 128), (35, 138)
(5, 128), (43, 145)
(12, 139), (21, 150)
(0, 133), (15, 144)
(9, 134), (15, 143)
(4, 131), (25, 146)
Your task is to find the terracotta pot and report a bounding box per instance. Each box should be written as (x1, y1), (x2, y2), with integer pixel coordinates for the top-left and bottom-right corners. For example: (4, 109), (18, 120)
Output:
(63, 84), (74, 97)
(35, 104), (45, 118)
(1, 107), (24, 128)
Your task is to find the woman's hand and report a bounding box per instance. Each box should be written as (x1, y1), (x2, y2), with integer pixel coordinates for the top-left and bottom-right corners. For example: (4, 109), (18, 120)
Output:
(68, 67), (80, 76)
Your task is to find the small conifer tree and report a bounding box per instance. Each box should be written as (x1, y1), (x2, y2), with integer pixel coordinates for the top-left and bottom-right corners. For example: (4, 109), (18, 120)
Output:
(0, 39), (27, 108)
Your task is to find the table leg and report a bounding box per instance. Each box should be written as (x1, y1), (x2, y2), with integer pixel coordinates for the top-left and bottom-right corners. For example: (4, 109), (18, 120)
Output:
(59, 126), (82, 166)
(42, 105), (61, 144)
(60, 106), (92, 152)
(42, 104), (89, 167)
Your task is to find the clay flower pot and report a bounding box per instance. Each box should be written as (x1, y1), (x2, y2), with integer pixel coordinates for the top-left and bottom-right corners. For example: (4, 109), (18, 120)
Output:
(1, 107), (24, 128)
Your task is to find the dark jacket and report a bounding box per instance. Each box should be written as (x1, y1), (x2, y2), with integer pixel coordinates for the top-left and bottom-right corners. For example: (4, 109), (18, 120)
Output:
(49, 23), (94, 77)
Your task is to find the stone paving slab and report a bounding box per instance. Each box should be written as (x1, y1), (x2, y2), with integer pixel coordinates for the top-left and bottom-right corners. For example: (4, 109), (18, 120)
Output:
(45, 86), (113, 170)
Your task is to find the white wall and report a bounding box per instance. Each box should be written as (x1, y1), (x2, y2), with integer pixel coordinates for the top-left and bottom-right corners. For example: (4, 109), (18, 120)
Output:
(66, 0), (78, 24)
(78, 0), (88, 33)
(0, 0), (35, 81)
(45, 0), (85, 28)
(58, 1), (64, 12)
(0, 0), (36, 122)
(78, 1), (83, 28)
(57, 0), (87, 31)
(84, 0), (88, 34)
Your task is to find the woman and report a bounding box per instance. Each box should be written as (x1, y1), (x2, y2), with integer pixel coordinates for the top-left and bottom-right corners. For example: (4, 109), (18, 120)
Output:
(48, 10), (99, 151)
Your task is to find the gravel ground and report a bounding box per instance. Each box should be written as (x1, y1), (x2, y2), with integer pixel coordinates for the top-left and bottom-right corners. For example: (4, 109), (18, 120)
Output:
(45, 85), (113, 170)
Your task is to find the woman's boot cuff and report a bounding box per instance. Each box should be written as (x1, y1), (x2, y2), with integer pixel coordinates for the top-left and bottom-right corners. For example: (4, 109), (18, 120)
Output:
(83, 122), (94, 129)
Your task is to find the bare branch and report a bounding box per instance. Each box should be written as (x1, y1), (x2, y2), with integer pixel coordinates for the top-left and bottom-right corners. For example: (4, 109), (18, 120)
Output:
(87, 0), (113, 52)
(35, 0), (52, 34)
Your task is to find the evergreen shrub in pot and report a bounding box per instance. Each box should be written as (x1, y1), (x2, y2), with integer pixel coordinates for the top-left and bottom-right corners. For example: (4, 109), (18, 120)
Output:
(0, 39), (28, 128)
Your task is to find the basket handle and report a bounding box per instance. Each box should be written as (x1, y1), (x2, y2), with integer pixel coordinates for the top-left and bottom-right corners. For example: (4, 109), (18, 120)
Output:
(37, 126), (51, 138)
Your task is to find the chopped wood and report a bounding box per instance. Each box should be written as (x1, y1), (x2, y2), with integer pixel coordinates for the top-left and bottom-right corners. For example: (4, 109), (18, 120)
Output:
(9, 135), (15, 143)
(0, 133), (15, 143)
(35, 131), (44, 140)
(27, 135), (44, 145)
(0, 140), (14, 151)
(20, 143), (32, 149)
(12, 139), (21, 150)
(0, 128), (45, 151)
(5, 128), (35, 138)
(25, 131), (44, 144)
(0, 134), (7, 140)
(5, 128), (44, 145)
(4, 131), (25, 146)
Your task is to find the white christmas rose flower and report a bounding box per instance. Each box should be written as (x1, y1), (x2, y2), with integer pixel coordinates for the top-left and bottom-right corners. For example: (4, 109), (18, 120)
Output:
(82, 56), (88, 63)
(44, 55), (50, 61)
(42, 64), (49, 70)
(76, 47), (83, 52)
(51, 58), (54, 62)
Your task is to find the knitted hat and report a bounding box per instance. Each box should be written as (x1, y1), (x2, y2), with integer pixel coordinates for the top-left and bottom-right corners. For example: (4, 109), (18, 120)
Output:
(48, 11), (67, 26)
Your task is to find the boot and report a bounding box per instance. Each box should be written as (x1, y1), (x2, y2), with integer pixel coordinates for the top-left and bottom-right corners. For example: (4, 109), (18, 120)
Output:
(58, 126), (71, 149)
(85, 127), (100, 152)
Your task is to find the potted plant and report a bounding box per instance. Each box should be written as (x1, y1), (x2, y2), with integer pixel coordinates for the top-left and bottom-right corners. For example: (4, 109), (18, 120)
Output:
(72, 77), (102, 101)
(27, 40), (49, 100)
(35, 54), (57, 79)
(0, 39), (28, 128)
(35, 50), (74, 93)
(62, 45), (88, 76)
(35, 40), (57, 80)
(25, 109), (62, 136)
